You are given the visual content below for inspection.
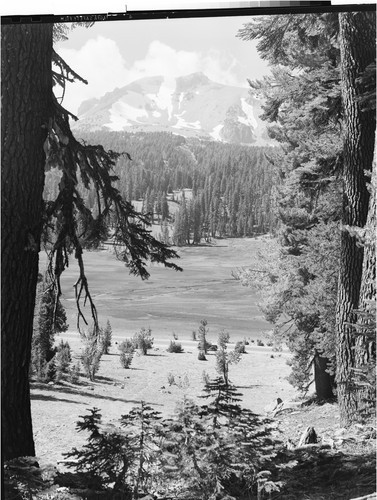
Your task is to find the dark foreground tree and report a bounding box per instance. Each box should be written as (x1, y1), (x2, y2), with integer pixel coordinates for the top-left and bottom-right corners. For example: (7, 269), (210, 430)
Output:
(1, 23), (181, 461)
(335, 11), (376, 423)
(1, 24), (53, 460)
(238, 13), (342, 399)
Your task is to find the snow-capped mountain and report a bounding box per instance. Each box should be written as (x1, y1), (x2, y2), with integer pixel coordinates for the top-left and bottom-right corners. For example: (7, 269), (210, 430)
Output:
(73, 72), (270, 145)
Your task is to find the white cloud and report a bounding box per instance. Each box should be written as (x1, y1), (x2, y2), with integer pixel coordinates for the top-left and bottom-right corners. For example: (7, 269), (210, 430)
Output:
(57, 37), (248, 114)
(57, 36), (130, 114)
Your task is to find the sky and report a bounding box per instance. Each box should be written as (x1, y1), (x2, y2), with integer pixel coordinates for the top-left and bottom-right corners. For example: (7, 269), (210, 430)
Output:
(2, 1), (373, 115)
(54, 15), (271, 114)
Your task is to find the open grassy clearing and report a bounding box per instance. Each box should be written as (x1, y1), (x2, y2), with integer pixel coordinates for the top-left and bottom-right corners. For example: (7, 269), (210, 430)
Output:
(31, 236), (376, 499)
(40, 237), (271, 341)
(33, 237), (298, 468)
(31, 341), (296, 468)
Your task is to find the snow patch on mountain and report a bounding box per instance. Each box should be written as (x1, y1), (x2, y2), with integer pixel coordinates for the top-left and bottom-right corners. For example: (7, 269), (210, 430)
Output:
(210, 124), (224, 141)
(172, 117), (201, 130)
(239, 98), (258, 129)
(178, 93), (184, 109)
(146, 77), (176, 120)
(105, 100), (148, 130)
(74, 72), (274, 146)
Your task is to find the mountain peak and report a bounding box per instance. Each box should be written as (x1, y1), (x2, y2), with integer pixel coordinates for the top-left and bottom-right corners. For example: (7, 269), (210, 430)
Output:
(73, 74), (272, 146)
(177, 72), (210, 86)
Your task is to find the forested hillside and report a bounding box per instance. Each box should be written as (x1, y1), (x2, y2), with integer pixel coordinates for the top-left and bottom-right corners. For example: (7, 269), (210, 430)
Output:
(44, 130), (276, 242)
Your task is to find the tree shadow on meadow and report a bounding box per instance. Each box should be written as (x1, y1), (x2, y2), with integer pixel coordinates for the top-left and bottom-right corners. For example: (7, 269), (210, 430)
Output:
(30, 382), (162, 406)
(30, 393), (84, 404)
(270, 446), (376, 500)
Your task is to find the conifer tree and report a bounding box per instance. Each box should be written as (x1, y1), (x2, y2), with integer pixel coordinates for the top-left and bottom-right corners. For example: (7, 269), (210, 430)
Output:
(120, 402), (162, 497)
(2, 22), (53, 459)
(2, 23), (181, 459)
(238, 12), (345, 399)
(197, 319), (210, 358)
(101, 319), (112, 355)
(31, 274), (68, 380)
(336, 11), (376, 423)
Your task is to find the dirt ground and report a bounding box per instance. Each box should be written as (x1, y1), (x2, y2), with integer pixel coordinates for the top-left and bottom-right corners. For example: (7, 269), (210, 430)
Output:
(31, 339), (297, 468)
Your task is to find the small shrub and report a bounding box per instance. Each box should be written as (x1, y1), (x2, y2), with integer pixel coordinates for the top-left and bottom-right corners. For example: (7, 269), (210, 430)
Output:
(120, 351), (134, 369)
(218, 329), (230, 349)
(55, 366), (63, 384)
(69, 362), (81, 384)
(197, 319), (210, 354)
(167, 340), (184, 353)
(100, 320), (112, 354)
(118, 338), (135, 369)
(234, 341), (246, 353)
(182, 373), (190, 388)
(198, 350), (207, 361)
(46, 357), (56, 382)
(133, 327), (154, 355)
(80, 326), (103, 381)
(202, 370), (210, 385)
(119, 338), (135, 353)
(55, 340), (72, 373)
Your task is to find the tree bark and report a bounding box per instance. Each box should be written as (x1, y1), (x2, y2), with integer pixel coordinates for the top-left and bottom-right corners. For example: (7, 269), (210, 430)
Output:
(1, 24), (53, 459)
(314, 353), (335, 401)
(336, 12), (376, 424)
(354, 139), (376, 408)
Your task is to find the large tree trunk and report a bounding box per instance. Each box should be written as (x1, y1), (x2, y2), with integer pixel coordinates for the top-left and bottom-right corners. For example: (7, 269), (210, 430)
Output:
(314, 353), (335, 401)
(354, 139), (376, 409)
(1, 24), (52, 460)
(335, 12), (376, 424)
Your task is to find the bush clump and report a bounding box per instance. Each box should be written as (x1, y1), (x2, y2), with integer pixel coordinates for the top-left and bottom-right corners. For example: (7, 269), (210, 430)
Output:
(133, 327), (154, 355)
(80, 326), (103, 381)
(217, 329), (230, 349)
(119, 339), (135, 353)
(100, 319), (112, 354)
(167, 340), (184, 353)
(120, 351), (134, 369)
(68, 361), (81, 384)
(198, 350), (207, 361)
(118, 338), (135, 369)
(55, 340), (72, 381)
(234, 341), (246, 353)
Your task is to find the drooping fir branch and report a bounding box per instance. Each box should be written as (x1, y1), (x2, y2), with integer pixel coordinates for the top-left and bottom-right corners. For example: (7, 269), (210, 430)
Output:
(52, 50), (88, 109)
(43, 93), (182, 334)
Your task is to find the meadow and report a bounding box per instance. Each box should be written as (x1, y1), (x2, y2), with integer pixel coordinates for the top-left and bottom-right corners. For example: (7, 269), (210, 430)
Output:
(32, 236), (298, 468)
(45, 236), (272, 342)
(30, 237), (375, 500)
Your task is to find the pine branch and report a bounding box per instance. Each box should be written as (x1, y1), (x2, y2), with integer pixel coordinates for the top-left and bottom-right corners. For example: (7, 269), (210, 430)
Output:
(43, 94), (182, 332)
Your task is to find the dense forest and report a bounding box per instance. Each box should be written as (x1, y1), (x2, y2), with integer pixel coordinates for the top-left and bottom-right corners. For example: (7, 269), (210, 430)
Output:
(44, 130), (276, 242)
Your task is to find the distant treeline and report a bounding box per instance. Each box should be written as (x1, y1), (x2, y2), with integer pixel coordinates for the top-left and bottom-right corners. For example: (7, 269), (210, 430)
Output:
(44, 131), (276, 243)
